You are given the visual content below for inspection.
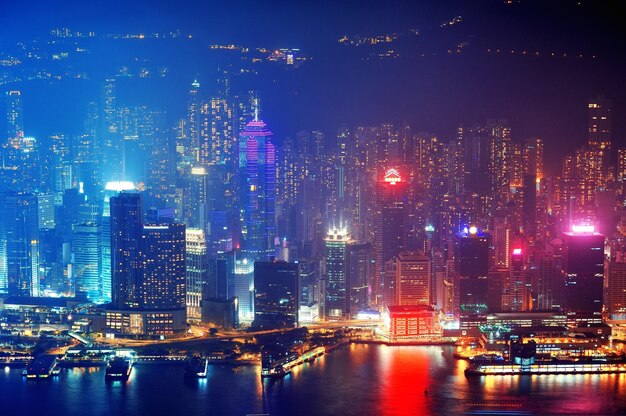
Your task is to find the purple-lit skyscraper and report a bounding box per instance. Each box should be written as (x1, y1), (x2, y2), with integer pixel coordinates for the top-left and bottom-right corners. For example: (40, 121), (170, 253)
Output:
(238, 113), (276, 261)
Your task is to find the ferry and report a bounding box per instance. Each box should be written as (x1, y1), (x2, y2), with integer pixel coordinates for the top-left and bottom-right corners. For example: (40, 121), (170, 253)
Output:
(184, 356), (208, 378)
(465, 358), (626, 376)
(23, 355), (60, 379)
(105, 356), (134, 380)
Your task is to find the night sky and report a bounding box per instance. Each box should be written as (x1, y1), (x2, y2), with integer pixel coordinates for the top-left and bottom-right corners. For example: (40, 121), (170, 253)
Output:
(1, 0), (625, 173)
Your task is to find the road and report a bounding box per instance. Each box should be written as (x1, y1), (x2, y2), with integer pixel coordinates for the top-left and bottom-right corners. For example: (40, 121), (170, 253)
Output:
(91, 319), (382, 347)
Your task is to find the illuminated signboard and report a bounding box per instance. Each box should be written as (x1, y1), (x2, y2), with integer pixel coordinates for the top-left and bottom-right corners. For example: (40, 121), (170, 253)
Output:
(384, 168), (401, 185)
(512, 248), (522, 255)
(571, 224), (595, 234)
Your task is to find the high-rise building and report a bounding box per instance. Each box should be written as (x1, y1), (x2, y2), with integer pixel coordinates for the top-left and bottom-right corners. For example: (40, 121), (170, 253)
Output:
(6, 90), (23, 140)
(72, 223), (101, 302)
(501, 248), (530, 312)
(199, 98), (234, 167)
(374, 168), (408, 305)
(607, 261), (626, 320)
(110, 192), (143, 310)
(0, 136), (40, 193)
(141, 223), (186, 311)
(253, 260), (299, 329)
(588, 95), (611, 147)
(107, 192), (187, 337)
(233, 256), (254, 323)
(456, 227), (489, 318)
(618, 148), (626, 182)
(238, 115), (276, 261)
(101, 181), (136, 304)
(324, 227), (352, 319)
(347, 242), (371, 317)
(395, 252), (431, 306)
(37, 192), (55, 230)
(0, 193), (40, 297)
(186, 228), (208, 322)
(523, 138), (544, 181)
(186, 79), (201, 163)
(561, 225), (605, 325)
(531, 242), (562, 311)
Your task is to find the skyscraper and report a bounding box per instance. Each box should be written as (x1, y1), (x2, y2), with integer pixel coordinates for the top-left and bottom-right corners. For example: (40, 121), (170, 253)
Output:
(456, 227), (489, 319)
(561, 225), (604, 325)
(107, 192), (187, 337)
(396, 252), (431, 306)
(110, 192), (143, 309)
(607, 261), (626, 321)
(199, 98), (234, 167)
(238, 114), (276, 261)
(253, 260), (299, 329)
(588, 95), (612, 147)
(325, 227), (352, 319)
(374, 168), (408, 305)
(233, 256), (254, 323)
(141, 223), (186, 311)
(72, 223), (102, 302)
(347, 242), (371, 317)
(501, 248), (530, 312)
(5, 90), (23, 140)
(186, 228), (208, 322)
(0, 193), (39, 297)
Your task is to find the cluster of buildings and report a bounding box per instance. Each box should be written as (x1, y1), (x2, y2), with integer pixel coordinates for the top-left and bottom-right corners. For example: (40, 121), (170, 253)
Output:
(1, 76), (625, 345)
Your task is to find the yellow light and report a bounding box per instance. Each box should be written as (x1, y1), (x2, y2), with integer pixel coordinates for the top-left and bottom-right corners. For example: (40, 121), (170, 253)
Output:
(469, 226), (478, 235)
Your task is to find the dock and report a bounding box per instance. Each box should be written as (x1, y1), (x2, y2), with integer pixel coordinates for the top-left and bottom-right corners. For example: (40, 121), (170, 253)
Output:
(23, 355), (60, 379)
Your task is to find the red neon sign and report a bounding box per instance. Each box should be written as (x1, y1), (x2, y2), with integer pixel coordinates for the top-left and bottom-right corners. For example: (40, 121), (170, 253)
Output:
(384, 168), (401, 185)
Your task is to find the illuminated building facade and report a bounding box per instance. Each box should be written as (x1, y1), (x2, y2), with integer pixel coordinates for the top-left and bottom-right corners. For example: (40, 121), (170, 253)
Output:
(501, 248), (530, 312)
(324, 227), (352, 319)
(456, 227), (489, 319)
(382, 305), (440, 342)
(72, 223), (102, 302)
(0, 193), (40, 297)
(108, 192), (187, 337)
(110, 192), (143, 310)
(395, 251), (431, 306)
(199, 98), (235, 167)
(561, 225), (604, 325)
(238, 116), (276, 261)
(234, 256), (254, 323)
(253, 260), (299, 329)
(374, 168), (408, 306)
(5, 90), (23, 140)
(185, 228), (208, 322)
(607, 261), (626, 321)
(140, 223), (186, 312)
(347, 242), (371, 317)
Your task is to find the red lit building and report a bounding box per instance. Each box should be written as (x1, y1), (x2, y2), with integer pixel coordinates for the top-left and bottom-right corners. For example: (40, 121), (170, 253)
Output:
(382, 305), (441, 342)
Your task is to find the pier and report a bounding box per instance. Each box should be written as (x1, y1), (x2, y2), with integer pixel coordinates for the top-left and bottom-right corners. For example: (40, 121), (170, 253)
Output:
(23, 355), (60, 379)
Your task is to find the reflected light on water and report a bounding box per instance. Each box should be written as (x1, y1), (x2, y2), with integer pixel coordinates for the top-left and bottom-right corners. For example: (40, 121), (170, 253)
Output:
(377, 346), (432, 415)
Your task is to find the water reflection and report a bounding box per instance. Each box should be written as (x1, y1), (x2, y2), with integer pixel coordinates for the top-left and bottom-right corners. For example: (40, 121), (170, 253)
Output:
(0, 347), (625, 416)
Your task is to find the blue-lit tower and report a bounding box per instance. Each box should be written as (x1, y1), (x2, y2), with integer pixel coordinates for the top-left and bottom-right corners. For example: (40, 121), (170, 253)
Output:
(0, 193), (40, 297)
(238, 110), (276, 261)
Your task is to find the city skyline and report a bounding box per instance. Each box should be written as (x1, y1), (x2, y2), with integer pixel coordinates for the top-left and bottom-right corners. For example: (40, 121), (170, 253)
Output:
(1, 1), (626, 415)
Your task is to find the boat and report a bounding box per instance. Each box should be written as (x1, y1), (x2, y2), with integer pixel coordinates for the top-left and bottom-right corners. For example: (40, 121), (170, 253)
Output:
(465, 358), (626, 376)
(105, 356), (133, 380)
(184, 356), (208, 378)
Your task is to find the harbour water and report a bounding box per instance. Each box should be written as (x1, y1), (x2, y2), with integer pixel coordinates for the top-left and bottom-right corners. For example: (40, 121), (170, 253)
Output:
(2, 344), (625, 416)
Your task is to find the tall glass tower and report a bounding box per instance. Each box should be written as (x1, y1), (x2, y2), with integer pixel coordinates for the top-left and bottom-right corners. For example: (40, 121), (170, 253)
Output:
(0, 193), (40, 297)
(238, 115), (276, 261)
